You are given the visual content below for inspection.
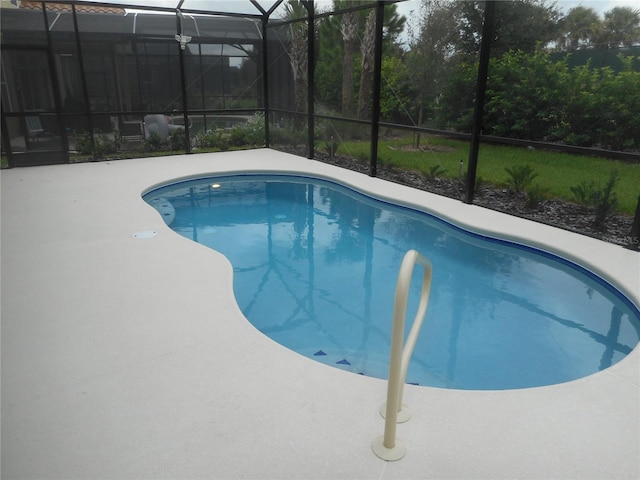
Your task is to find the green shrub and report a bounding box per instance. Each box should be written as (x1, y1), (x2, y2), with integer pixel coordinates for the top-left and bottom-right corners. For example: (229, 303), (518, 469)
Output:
(525, 183), (549, 210)
(75, 131), (121, 158)
(570, 180), (598, 207)
(434, 60), (476, 131)
(270, 126), (305, 146)
(169, 129), (186, 151)
(193, 129), (231, 151)
(484, 51), (567, 142)
(505, 164), (538, 193)
(437, 52), (640, 152)
(569, 171), (620, 229)
(424, 164), (447, 180)
(217, 134), (230, 151)
(324, 137), (341, 157)
(225, 113), (266, 147)
(229, 126), (247, 147)
(194, 129), (218, 149)
(592, 171), (619, 230)
(96, 132), (121, 158)
(142, 132), (166, 152)
(243, 113), (266, 146)
(75, 132), (92, 155)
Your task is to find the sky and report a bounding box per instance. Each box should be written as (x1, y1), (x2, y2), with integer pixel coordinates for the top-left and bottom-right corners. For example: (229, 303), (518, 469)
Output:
(554, 0), (639, 15)
(106, 0), (640, 18)
(393, 0), (640, 24)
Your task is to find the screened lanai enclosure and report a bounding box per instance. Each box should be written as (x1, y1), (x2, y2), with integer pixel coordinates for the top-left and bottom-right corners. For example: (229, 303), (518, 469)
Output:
(1, 0), (639, 246)
(1, 0), (281, 166)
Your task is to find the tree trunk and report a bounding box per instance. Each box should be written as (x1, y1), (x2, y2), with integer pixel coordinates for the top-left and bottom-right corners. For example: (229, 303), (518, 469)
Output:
(340, 11), (358, 116)
(357, 11), (376, 120)
(290, 23), (308, 113)
(414, 103), (423, 148)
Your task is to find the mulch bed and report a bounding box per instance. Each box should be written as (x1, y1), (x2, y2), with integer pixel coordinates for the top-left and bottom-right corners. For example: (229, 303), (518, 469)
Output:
(277, 146), (638, 250)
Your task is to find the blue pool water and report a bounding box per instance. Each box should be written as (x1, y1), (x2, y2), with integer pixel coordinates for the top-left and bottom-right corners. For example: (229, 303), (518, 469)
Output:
(144, 174), (640, 390)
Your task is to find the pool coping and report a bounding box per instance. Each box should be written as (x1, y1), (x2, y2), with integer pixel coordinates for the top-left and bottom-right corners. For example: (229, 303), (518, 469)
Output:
(2, 149), (639, 479)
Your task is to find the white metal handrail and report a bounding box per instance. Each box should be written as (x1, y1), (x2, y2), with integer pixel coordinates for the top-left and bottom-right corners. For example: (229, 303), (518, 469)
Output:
(372, 249), (433, 462)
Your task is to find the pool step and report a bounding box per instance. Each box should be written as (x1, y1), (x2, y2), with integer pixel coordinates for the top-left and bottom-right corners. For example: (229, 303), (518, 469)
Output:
(148, 197), (176, 226)
(312, 350), (360, 371)
(306, 348), (421, 385)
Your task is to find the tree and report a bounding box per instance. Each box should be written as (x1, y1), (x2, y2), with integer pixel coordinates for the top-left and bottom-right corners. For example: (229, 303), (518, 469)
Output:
(379, 55), (412, 122)
(283, 0), (311, 113)
(382, 2), (406, 45)
(407, 0), (563, 132)
(482, 50), (568, 141)
(355, 3), (405, 119)
(338, 1), (360, 116)
(455, 0), (561, 56)
(356, 10), (376, 119)
(602, 6), (640, 48)
(558, 6), (602, 50)
(318, 1), (405, 118)
(315, 14), (343, 111)
(406, 0), (459, 127)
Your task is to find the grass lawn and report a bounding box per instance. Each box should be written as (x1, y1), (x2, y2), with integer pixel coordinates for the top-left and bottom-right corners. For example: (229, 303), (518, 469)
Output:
(335, 135), (640, 215)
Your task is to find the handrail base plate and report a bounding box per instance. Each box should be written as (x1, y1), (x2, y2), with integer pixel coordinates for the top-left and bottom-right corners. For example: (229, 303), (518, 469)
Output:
(379, 402), (412, 423)
(371, 436), (406, 461)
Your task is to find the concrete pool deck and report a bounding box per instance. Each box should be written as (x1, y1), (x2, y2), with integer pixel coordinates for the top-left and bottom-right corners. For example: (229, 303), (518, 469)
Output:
(2, 149), (639, 479)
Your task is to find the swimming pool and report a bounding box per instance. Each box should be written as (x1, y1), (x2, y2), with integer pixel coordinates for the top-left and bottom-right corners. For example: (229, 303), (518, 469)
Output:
(144, 174), (640, 390)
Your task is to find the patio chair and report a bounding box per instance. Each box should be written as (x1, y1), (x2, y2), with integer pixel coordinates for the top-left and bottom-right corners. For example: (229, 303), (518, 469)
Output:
(25, 115), (45, 141)
(119, 119), (143, 142)
(143, 114), (184, 140)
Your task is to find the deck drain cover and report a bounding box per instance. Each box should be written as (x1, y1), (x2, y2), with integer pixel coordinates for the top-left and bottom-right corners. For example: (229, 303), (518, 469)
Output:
(133, 230), (157, 239)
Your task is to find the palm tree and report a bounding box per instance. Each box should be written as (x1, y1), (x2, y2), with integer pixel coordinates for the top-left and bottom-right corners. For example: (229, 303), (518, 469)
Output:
(330, 1), (406, 118)
(283, 0), (310, 112)
(356, 10), (376, 120)
(338, 2), (360, 116)
(602, 6), (640, 48)
(560, 6), (602, 50)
